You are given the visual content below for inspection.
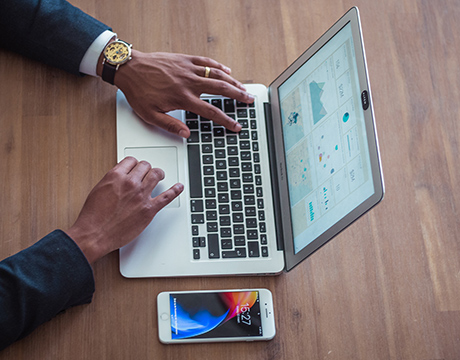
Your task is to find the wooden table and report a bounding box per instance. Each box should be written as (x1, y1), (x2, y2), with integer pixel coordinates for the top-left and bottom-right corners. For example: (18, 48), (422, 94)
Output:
(2, 0), (460, 358)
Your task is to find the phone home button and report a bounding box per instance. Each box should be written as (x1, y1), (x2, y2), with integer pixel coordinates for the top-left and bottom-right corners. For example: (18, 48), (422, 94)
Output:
(160, 313), (169, 321)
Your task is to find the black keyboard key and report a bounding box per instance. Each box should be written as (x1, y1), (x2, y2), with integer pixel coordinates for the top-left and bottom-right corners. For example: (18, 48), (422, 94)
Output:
(218, 193), (229, 203)
(246, 218), (257, 228)
(237, 109), (248, 118)
(245, 207), (256, 217)
(205, 188), (216, 197)
(253, 153), (260, 162)
(192, 225), (199, 236)
(215, 149), (226, 158)
(227, 135), (238, 145)
(242, 173), (253, 183)
(193, 249), (200, 259)
(255, 176), (262, 185)
(222, 250), (238, 258)
(208, 234), (220, 258)
(229, 168), (240, 177)
(261, 234), (267, 245)
(227, 146), (238, 156)
(244, 196), (256, 206)
(252, 131), (258, 141)
(214, 127), (225, 137)
(233, 213), (244, 223)
(249, 109), (256, 118)
(233, 224), (245, 234)
(221, 228), (232, 238)
(241, 151), (251, 161)
(231, 201), (243, 211)
(261, 246), (269, 257)
(217, 171), (228, 181)
(239, 119), (249, 128)
(207, 222), (218, 232)
(258, 210), (265, 221)
(230, 190), (242, 200)
(204, 177), (214, 186)
(186, 120), (199, 129)
(193, 237), (205, 247)
(186, 111), (198, 119)
(203, 166), (214, 176)
(201, 122), (212, 132)
(252, 142), (259, 151)
(250, 120), (257, 129)
(206, 211), (217, 221)
(191, 214), (204, 224)
(221, 239), (233, 249)
(201, 133), (212, 142)
(202, 144), (213, 153)
(248, 242), (260, 257)
(224, 99), (235, 113)
(240, 141), (250, 150)
(254, 164), (261, 174)
(247, 230), (258, 239)
(216, 160), (227, 169)
(206, 199), (217, 209)
(188, 145), (203, 198)
(203, 155), (213, 164)
(242, 162), (252, 172)
(239, 130), (250, 139)
(220, 216), (231, 226)
(256, 187), (263, 197)
(230, 179), (241, 188)
(219, 204), (230, 214)
(260, 222), (266, 233)
(217, 182), (228, 192)
(211, 99), (222, 109)
(229, 157), (239, 167)
(257, 199), (264, 209)
(187, 131), (199, 143)
(234, 236), (245, 246)
(190, 200), (203, 212)
(215, 138), (225, 147)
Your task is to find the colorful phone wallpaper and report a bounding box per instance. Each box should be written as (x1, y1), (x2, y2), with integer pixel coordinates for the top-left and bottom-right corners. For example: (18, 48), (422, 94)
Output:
(170, 291), (262, 339)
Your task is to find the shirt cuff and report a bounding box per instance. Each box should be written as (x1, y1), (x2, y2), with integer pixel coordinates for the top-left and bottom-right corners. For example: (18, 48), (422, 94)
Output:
(79, 30), (117, 76)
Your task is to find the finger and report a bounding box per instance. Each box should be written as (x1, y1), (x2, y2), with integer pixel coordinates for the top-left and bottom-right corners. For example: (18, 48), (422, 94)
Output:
(191, 56), (232, 75)
(195, 65), (246, 92)
(128, 160), (153, 181)
(187, 99), (242, 132)
(143, 111), (191, 138)
(150, 183), (184, 212)
(142, 167), (166, 193)
(114, 156), (139, 174)
(199, 78), (254, 105)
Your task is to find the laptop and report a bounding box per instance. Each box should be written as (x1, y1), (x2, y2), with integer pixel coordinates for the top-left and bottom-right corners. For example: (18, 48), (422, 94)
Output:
(116, 7), (384, 277)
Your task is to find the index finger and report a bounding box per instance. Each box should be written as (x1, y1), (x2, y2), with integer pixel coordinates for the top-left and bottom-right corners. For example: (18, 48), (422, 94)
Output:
(187, 98), (242, 132)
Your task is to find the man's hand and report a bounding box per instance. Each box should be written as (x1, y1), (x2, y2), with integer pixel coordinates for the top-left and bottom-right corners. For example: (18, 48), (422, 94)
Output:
(66, 157), (183, 264)
(112, 51), (255, 138)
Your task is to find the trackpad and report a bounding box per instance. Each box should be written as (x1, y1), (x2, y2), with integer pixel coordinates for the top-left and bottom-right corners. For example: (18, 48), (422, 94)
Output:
(124, 147), (180, 208)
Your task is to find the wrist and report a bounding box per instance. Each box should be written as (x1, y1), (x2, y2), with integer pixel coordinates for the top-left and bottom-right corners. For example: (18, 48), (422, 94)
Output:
(66, 224), (106, 264)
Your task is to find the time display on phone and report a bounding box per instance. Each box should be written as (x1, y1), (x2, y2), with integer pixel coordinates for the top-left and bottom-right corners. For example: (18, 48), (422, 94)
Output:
(169, 291), (262, 339)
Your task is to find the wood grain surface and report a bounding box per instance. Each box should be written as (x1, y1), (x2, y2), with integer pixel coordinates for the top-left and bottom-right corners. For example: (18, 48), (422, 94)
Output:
(2, 0), (460, 359)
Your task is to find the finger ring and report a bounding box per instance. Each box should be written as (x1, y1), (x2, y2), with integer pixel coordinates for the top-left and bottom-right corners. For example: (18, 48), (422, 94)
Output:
(204, 66), (211, 78)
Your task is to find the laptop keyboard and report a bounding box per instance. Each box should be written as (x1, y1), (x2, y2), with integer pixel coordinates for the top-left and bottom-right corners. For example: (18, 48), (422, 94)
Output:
(186, 98), (269, 261)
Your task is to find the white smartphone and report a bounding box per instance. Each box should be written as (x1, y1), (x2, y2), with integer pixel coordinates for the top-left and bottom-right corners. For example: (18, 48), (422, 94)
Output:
(157, 288), (276, 344)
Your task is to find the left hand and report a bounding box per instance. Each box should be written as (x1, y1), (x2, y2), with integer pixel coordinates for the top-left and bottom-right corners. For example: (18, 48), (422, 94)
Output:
(112, 51), (255, 138)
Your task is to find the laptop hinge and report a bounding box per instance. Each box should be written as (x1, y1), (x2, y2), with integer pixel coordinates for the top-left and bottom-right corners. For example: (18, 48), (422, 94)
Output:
(264, 102), (284, 251)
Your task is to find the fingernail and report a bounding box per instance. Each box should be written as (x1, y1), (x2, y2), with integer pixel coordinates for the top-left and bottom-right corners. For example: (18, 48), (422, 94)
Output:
(224, 66), (231, 74)
(179, 129), (189, 138)
(234, 122), (242, 131)
(247, 93), (255, 102)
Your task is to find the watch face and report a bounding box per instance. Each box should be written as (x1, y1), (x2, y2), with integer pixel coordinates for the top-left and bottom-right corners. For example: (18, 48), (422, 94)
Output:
(104, 41), (132, 65)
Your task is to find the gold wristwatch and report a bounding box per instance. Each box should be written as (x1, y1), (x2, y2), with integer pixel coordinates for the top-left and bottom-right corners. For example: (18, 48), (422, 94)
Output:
(101, 39), (132, 85)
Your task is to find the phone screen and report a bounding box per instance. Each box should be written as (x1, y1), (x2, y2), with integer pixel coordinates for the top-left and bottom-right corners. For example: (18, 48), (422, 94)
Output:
(169, 291), (263, 339)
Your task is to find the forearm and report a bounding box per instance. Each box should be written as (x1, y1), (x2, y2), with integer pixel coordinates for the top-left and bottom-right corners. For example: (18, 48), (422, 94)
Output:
(0, 230), (95, 350)
(0, 0), (110, 75)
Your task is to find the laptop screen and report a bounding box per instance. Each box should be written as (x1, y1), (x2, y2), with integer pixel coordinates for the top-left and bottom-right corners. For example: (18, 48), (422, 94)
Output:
(271, 11), (383, 267)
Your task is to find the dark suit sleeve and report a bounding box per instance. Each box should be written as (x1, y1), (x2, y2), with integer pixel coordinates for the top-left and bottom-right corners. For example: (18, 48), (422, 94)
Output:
(0, 230), (95, 350)
(0, 0), (111, 75)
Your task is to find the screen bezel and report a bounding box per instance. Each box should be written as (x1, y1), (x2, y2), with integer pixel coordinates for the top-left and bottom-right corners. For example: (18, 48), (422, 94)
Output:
(157, 289), (276, 343)
(268, 7), (384, 271)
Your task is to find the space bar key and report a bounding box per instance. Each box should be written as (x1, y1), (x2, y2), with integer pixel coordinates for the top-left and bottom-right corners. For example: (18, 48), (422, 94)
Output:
(187, 145), (203, 198)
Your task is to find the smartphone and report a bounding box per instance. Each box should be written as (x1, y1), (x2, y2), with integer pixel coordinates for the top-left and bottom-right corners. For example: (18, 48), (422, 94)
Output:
(157, 288), (276, 344)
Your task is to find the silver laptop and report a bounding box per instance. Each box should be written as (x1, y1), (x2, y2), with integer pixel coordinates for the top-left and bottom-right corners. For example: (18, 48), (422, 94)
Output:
(116, 7), (384, 277)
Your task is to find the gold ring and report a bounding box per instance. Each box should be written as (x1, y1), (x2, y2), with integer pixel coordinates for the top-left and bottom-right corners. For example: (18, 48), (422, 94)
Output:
(204, 66), (211, 78)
